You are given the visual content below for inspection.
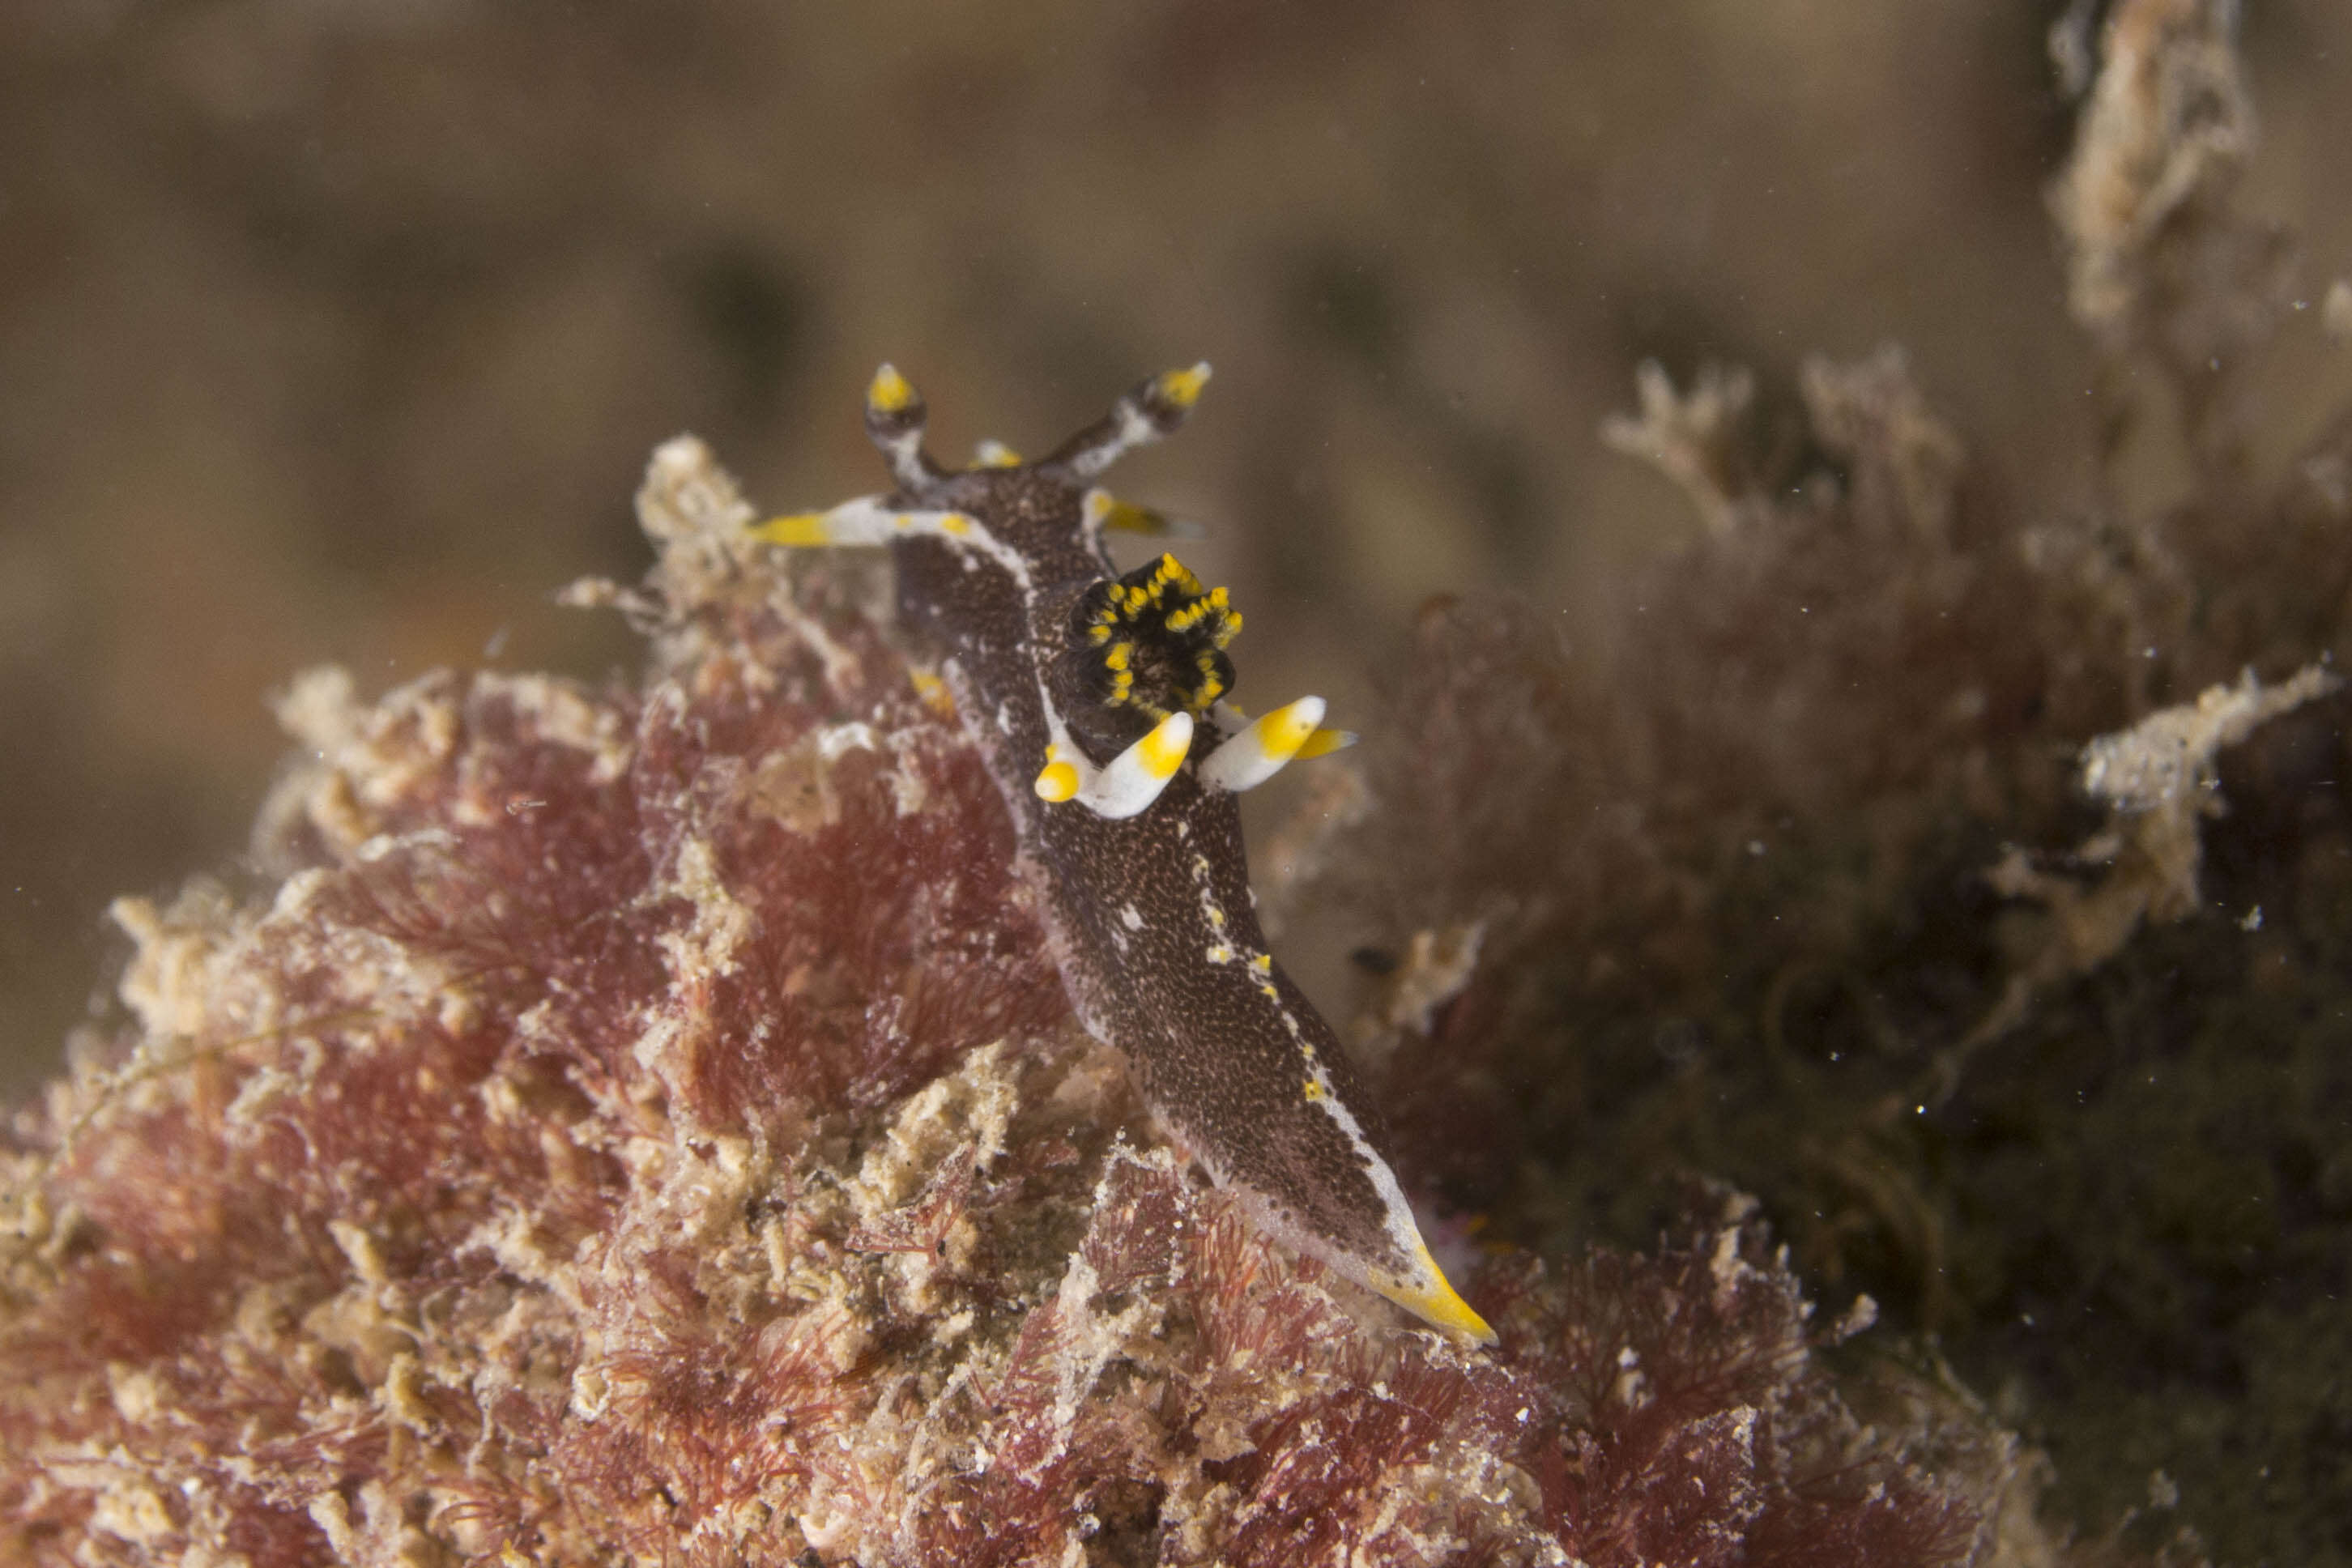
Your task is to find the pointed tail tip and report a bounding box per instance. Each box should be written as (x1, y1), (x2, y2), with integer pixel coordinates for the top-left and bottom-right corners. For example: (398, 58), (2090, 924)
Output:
(1394, 1244), (1498, 1346)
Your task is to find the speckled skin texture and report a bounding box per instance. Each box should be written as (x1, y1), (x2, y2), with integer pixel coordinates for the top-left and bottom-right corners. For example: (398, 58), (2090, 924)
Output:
(888, 467), (1402, 1276)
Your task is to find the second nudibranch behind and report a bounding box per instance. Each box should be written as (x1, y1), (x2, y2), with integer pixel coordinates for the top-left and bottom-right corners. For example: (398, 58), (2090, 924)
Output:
(754, 364), (1493, 1344)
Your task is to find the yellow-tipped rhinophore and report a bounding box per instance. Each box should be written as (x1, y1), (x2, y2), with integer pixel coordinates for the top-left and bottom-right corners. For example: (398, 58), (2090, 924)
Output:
(1390, 1242), (1498, 1345)
(752, 512), (835, 548)
(1156, 362), (1212, 410)
(868, 363), (918, 414)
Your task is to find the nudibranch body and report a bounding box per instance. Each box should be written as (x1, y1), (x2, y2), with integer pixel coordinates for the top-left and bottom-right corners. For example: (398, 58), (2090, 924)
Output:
(756, 364), (1493, 1344)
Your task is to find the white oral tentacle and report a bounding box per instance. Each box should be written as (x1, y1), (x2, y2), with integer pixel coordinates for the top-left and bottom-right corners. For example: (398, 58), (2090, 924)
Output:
(1198, 696), (1325, 794)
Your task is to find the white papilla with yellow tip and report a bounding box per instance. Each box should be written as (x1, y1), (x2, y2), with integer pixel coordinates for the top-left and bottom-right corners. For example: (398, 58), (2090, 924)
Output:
(1036, 711), (1194, 820)
(1198, 696), (1326, 794)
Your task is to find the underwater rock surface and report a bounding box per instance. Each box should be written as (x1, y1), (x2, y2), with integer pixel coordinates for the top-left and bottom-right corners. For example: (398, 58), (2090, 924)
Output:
(7, 4), (2352, 1563)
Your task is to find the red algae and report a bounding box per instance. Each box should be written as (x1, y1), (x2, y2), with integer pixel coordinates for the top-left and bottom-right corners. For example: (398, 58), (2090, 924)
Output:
(0, 437), (2015, 1566)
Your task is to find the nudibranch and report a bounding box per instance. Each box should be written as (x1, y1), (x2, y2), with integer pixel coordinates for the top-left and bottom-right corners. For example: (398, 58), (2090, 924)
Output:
(753, 364), (1494, 1344)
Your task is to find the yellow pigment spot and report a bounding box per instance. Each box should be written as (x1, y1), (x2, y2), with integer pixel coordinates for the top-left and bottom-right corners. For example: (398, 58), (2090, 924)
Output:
(1297, 727), (1357, 759)
(1206, 944), (1234, 965)
(1303, 1079), (1324, 1101)
(1258, 982), (1281, 1001)
(1156, 362), (1212, 409)
(940, 513), (970, 535)
(909, 669), (954, 716)
(752, 513), (832, 548)
(868, 364), (916, 413)
(1138, 714), (1191, 778)
(1105, 644), (1131, 672)
(1250, 953), (1272, 974)
(1267, 700), (1321, 752)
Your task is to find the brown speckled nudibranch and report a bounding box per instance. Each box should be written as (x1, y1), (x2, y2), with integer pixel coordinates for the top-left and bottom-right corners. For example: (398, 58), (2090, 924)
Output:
(754, 365), (1493, 1344)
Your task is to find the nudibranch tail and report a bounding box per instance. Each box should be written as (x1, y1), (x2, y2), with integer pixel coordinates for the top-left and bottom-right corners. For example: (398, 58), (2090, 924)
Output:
(1394, 1243), (1498, 1344)
(749, 364), (1495, 1345)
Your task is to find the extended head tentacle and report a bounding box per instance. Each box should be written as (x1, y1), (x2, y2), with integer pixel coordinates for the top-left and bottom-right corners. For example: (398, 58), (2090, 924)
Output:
(1045, 363), (1212, 480)
(751, 497), (979, 550)
(865, 364), (948, 494)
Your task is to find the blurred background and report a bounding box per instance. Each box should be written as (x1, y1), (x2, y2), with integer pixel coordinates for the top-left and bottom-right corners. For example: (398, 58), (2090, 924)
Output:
(4, 0), (2350, 1095)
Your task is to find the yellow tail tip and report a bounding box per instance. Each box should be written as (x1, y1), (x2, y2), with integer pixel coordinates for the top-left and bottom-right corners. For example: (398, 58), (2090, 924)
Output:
(1388, 1242), (1498, 1344)
(868, 363), (917, 413)
(1157, 362), (1212, 410)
